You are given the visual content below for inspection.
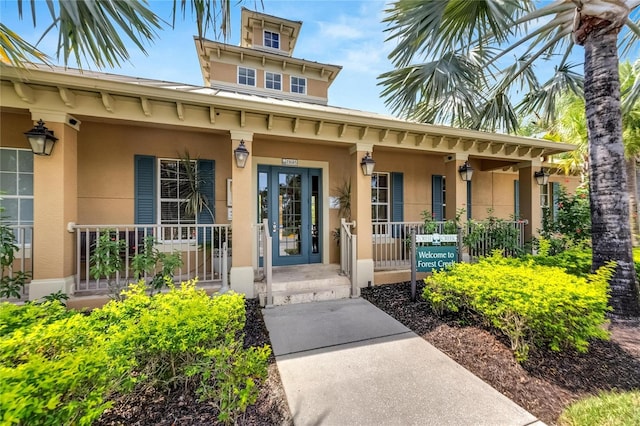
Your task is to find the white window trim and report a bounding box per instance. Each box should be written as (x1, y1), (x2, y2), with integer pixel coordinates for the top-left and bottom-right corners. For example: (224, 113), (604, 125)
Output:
(290, 76), (307, 95)
(157, 157), (199, 242)
(265, 71), (282, 91)
(238, 66), (257, 87)
(371, 171), (391, 237)
(0, 147), (34, 245)
(263, 30), (280, 50)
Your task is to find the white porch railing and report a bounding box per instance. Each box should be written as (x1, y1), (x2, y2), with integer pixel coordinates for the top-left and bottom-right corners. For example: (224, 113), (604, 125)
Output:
(339, 218), (358, 297)
(72, 224), (230, 294)
(0, 225), (33, 301)
(373, 220), (528, 268)
(261, 219), (273, 307)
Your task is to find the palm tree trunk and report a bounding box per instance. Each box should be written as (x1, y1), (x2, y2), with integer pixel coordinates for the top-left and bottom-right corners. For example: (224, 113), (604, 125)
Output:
(585, 30), (640, 319)
(626, 157), (639, 242)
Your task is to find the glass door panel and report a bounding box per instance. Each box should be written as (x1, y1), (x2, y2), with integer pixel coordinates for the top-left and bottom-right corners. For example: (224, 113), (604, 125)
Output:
(278, 172), (302, 257)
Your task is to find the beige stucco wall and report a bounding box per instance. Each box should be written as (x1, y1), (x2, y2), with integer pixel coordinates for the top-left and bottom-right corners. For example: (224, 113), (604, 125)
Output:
(307, 78), (327, 98)
(0, 111), (33, 150)
(211, 62), (238, 85)
(76, 120), (232, 225)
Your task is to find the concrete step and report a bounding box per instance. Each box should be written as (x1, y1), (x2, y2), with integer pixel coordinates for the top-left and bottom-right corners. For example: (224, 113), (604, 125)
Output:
(255, 274), (350, 294)
(259, 284), (351, 306)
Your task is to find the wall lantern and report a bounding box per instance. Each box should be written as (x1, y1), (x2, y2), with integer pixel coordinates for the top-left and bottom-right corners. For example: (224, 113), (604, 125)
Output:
(458, 161), (473, 181)
(234, 139), (249, 168)
(360, 152), (376, 176)
(24, 119), (58, 156)
(534, 168), (550, 186)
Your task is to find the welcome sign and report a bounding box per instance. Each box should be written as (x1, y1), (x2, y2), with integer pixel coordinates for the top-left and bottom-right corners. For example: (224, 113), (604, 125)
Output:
(416, 246), (457, 272)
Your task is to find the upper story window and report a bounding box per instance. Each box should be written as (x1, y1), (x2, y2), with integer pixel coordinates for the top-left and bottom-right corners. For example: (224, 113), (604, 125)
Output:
(0, 148), (34, 243)
(265, 72), (282, 90)
(291, 76), (306, 94)
(264, 30), (280, 49)
(238, 67), (256, 86)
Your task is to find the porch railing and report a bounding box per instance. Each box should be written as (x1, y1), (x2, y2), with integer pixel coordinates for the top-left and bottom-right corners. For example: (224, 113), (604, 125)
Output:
(1, 225), (33, 301)
(465, 220), (528, 259)
(339, 218), (358, 297)
(372, 220), (528, 268)
(72, 224), (230, 294)
(261, 219), (273, 307)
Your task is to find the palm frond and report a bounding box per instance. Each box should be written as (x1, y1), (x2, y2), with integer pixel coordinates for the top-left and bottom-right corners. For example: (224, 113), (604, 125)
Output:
(384, 0), (525, 68)
(378, 51), (482, 124)
(517, 63), (584, 126)
(0, 23), (49, 67)
(37, 0), (162, 68)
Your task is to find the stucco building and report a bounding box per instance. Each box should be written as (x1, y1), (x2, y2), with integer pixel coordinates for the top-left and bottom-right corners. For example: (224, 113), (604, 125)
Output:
(0, 9), (578, 305)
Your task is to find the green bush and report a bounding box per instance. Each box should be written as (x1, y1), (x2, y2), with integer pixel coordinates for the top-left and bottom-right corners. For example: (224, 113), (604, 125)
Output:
(0, 304), (132, 426)
(465, 210), (525, 258)
(528, 243), (593, 277)
(423, 252), (612, 361)
(0, 282), (270, 425)
(558, 390), (640, 426)
(532, 242), (640, 280)
(540, 185), (591, 254)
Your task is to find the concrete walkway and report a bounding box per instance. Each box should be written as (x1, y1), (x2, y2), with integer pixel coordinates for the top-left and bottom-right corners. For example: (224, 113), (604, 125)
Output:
(262, 298), (544, 426)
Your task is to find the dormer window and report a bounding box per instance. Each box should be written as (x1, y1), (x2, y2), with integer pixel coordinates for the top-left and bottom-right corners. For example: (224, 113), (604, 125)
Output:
(291, 76), (306, 94)
(264, 30), (280, 49)
(238, 67), (256, 86)
(265, 72), (282, 90)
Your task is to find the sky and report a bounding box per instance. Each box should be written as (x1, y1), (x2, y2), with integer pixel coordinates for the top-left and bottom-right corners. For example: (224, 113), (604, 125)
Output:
(1, 0), (395, 115)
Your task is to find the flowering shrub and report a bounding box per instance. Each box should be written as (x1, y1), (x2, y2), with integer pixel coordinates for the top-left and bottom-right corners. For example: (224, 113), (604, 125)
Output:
(423, 252), (612, 361)
(0, 282), (269, 425)
(540, 185), (591, 254)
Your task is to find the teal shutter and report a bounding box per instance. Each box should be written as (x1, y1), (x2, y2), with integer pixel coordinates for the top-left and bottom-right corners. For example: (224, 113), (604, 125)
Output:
(391, 172), (404, 237)
(134, 155), (156, 224)
(514, 180), (520, 218)
(552, 182), (560, 221)
(432, 175), (444, 221)
(466, 180), (472, 220)
(197, 159), (215, 224)
(197, 160), (215, 244)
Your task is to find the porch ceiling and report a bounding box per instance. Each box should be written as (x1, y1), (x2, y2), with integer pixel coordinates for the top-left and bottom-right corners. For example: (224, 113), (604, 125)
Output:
(1, 63), (576, 164)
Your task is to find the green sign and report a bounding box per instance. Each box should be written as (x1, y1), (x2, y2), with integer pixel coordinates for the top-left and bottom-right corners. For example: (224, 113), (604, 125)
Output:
(416, 246), (457, 272)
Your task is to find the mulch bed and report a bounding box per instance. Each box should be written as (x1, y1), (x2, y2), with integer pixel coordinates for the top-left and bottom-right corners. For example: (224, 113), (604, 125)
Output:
(98, 284), (639, 425)
(361, 282), (640, 425)
(96, 298), (293, 426)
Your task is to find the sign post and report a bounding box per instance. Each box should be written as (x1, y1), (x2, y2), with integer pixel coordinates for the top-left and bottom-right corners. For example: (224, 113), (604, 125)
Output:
(410, 227), (417, 301)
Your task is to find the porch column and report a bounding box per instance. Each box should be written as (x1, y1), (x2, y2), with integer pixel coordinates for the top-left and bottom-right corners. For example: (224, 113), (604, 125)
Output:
(444, 153), (469, 222)
(29, 111), (80, 300)
(350, 144), (374, 288)
(229, 131), (255, 297)
(518, 160), (542, 242)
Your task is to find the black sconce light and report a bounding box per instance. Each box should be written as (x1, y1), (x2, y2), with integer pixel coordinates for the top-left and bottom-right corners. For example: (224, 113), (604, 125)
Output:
(360, 152), (376, 176)
(458, 161), (473, 181)
(234, 139), (249, 168)
(534, 168), (550, 186)
(24, 119), (58, 156)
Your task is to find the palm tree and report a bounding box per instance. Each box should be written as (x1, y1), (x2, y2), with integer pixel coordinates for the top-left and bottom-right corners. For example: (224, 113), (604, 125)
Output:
(380, 1), (640, 318)
(0, 0), (232, 69)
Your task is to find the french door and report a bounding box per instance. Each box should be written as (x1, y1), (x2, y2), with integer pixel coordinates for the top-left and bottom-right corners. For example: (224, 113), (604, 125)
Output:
(258, 166), (321, 265)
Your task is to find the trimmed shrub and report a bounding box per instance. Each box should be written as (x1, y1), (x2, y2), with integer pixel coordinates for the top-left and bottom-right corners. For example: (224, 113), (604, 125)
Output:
(423, 252), (612, 361)
(558, 390), (640, 426)
(0, 282), (270, 425)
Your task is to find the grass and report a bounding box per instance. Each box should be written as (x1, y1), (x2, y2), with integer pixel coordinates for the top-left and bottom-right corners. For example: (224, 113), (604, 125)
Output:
(558, 391), (640, 426)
